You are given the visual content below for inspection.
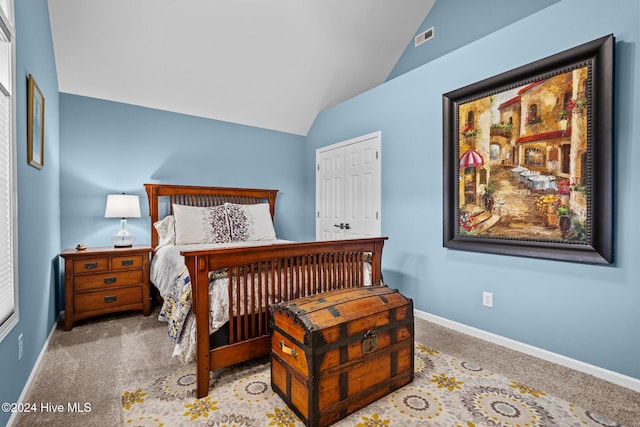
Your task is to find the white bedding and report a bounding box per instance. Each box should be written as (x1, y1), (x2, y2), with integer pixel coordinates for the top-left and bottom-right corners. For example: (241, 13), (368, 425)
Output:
(151, 240), (291, 363)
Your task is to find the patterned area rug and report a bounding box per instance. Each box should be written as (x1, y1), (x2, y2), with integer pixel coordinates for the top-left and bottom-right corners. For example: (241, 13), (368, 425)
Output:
(120, 343), (624, 426)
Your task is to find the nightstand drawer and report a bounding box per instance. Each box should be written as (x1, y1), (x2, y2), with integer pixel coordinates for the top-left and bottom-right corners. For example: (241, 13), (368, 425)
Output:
(74, 270), (143, 292)
(112, 254), (143, 270)
(73, 257), (109, 273)
(74, 286), (143, 314)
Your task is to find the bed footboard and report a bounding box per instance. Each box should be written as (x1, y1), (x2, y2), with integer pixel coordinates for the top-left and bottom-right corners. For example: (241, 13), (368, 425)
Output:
(182, 237), (387, 398)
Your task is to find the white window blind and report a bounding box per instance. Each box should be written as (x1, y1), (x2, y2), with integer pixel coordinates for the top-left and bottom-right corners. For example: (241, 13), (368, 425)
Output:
(0, 0), (17, 342)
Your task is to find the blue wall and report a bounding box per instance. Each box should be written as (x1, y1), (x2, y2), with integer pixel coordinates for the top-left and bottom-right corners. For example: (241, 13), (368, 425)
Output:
(0, 1), (60, 425)
(2, 3), (639, 425)
(387, 0), (561, 80)
(59, 94), (306, 252)
(307, 0), (640, 380)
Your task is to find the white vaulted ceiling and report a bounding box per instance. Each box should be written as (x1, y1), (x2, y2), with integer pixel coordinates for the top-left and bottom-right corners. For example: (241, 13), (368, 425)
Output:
(47, 0), (435, 135)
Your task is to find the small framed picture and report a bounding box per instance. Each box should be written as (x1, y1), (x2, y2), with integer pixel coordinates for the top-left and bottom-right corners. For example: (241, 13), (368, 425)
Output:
(27, 74), (45, 169)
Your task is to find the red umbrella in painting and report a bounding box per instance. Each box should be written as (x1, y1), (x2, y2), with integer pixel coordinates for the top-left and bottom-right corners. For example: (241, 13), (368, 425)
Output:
(459, 149), (484, 168)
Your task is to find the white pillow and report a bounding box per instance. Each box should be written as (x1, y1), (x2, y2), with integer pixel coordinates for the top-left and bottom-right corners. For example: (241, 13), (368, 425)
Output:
(225, 203), (276, 242)
(153, 215), (176, 248)
(172, 204), (231, 245)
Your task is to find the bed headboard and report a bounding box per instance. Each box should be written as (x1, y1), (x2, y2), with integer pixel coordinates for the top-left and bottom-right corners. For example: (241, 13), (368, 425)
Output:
(144, 183), (278, 250)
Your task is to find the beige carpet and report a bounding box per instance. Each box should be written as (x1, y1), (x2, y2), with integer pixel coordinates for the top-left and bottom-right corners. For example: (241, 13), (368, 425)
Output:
(12, 307), (639, 427)
(119, 343), (625, 426)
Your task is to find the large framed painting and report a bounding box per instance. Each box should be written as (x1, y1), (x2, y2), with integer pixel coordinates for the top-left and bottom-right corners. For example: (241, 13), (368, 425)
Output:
(443, 35), (613, 264)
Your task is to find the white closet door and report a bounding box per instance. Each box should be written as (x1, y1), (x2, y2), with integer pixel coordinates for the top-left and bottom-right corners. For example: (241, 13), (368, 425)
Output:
(317, 147), (345, 240)
(316, 131), (381, 240)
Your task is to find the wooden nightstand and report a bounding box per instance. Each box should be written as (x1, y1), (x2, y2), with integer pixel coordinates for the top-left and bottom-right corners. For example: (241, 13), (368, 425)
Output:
(60, 245), (152, 331)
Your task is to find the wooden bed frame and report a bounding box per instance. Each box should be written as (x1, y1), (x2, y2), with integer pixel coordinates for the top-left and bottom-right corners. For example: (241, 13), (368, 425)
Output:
(144, 183), (387, 398)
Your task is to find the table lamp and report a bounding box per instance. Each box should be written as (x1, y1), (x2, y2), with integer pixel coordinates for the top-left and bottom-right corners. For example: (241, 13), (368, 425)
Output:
(104, 194), (141, 247)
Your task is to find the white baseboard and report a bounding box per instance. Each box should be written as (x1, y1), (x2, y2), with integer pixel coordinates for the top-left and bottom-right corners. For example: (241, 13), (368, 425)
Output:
(414, 309), (640, 393)
(6, 319), (59, 427)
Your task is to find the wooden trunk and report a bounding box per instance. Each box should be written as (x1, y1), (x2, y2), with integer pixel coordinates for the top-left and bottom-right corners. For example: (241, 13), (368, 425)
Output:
(270, 287), (414, 427)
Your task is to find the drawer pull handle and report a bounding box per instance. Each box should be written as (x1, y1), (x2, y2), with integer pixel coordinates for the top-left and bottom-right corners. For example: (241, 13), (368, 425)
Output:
(103, 277), (117, 284)
(104, 295), (117, 303)
(279, 340), (297, 359)
(84, 262), (98, 270)
(121, 260), (134, 266)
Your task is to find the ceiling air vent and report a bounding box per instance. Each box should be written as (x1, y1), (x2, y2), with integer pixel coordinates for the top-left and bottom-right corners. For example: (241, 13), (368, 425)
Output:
(415, 27), (434, 47)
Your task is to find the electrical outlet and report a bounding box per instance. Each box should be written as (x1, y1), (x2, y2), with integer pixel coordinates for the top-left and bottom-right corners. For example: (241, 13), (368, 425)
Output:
(18, 333), (23, 360)
(482, 291), (493, 308)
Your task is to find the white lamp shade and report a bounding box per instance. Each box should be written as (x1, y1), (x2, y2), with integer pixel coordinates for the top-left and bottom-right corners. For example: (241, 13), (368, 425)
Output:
(105, 194), (141, 218)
